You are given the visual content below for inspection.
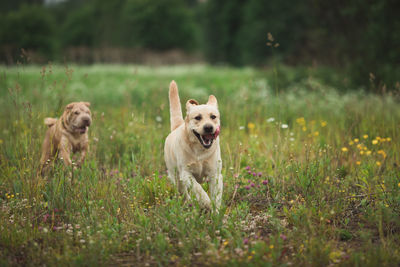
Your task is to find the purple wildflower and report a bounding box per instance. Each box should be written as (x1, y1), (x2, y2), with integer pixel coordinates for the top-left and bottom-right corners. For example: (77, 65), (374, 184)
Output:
(245, 185), (251, 190)
(245, 166), (251, 170)
(258, 172), (262, 177)
(280, 234), (287, 241)
(43, 214), (50, 223)
(250, 183), (255, 187)
(252, 172), (257, 177)
(243, 238), (249, 245)
(262, 180), (268, 185)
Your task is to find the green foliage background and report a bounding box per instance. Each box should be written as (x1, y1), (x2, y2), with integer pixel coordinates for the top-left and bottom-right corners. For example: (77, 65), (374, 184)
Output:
(0, 0), (399, 90)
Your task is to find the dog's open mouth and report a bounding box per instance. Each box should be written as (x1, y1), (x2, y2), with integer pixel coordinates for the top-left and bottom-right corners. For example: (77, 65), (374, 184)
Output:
(193, 130), (216, 149)
(75, 125), (87, 134)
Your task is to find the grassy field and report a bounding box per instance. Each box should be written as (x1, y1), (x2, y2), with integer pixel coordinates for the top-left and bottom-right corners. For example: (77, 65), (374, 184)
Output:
(0, 64), (400, 266)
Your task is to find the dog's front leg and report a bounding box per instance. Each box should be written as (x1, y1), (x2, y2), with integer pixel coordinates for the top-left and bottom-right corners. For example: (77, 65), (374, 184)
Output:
(209, 172), (223, 211)
(181, 170), (212, 210)
(78, 145), (88, 167)
(59, 137), (72, 167)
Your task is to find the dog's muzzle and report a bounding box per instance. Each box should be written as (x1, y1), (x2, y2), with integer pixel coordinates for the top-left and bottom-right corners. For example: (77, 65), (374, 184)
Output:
(193, 126), (220, 149)
(74, 116), (91, 134)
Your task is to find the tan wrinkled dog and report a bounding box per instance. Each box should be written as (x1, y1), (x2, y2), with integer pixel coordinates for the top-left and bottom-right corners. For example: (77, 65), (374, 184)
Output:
(164, 81), (223, 211)
(40, 102), (92, 173)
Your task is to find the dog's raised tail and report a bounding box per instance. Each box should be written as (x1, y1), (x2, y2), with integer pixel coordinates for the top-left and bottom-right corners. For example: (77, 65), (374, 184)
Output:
(44, 117), (57, 127)
(169, 80), (184, 131)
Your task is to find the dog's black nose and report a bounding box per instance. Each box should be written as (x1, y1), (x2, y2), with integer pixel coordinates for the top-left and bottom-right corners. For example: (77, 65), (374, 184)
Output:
(204, 124), (213, 133)
(82, 117), (91, 126)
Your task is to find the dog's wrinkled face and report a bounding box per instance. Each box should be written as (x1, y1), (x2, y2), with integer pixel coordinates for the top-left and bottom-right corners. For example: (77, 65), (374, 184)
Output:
(64, 102), (92, 134)
(186, 95), (220, 149)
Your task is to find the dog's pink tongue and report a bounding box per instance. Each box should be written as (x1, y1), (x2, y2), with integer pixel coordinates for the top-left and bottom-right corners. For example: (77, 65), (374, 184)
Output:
(204, 134), (214, 139)
(214, 126), (220, 138)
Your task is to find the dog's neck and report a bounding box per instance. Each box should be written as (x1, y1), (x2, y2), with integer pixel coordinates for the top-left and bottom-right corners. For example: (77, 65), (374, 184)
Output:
(61, 118), (68, 131)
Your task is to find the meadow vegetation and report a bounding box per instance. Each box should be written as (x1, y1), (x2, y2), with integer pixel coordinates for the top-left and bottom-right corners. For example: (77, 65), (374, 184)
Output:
(0, 64), (400, 266)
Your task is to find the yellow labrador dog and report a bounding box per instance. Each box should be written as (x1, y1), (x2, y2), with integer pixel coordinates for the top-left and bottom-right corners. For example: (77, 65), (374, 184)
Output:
(164, 81), (223, 211)
(40, 102), (92, 173)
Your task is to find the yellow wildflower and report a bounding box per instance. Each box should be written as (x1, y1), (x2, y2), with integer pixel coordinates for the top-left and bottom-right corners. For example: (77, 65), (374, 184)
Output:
(363, 135), (368, 139)
(354, 138), (359, 143)
(329, 251), (343, 262)
(248, 256), (253, 260)
(269, 245), (274, 249)
(366, 150), (372, 156)
(320, 121), (327, 127)
(360, 151), (364, 155)
(356, 161), (361, 165)
(302, 126), (307, 131)
(223, 241), (229, 246)
(349, 141), (354, 145)
(386, 137), (391, 142)
(376, 161), (381, 166)
(377, 150), (387, 158)
(372, 140), (378, 145)
(247, 122), (255, 130)
(314, 131), (319, 136)
(341, 147), (348, 152)
(398, 182), (400, 187)
(296, 117), (305, 125)
(0, 139), (3, 145)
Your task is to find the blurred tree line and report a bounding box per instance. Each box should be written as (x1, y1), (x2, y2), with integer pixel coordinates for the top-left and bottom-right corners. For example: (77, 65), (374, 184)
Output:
(0, 0), (399, 90)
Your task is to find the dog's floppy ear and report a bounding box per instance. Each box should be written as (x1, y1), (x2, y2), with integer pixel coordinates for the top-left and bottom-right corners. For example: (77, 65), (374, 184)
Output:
(83, 102), (91, 107)
(186, 99), (199, 112)
(207, 95), (218, 107)
(65, 103), (75, 110)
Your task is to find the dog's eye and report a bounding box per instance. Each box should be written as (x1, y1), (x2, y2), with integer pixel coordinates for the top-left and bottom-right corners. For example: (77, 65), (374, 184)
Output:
(195, 115), (202, 121)
(210, 115), (216, 119)
(74, 111), (80, 115)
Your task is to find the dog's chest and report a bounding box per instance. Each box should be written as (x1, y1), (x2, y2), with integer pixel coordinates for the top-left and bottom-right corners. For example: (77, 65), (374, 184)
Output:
(68, 135), (86, 152)
(187, 161), (211, 183)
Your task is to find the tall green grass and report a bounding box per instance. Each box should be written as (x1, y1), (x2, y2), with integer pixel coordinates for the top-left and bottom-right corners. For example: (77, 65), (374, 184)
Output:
(0, 64), (399, 266)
